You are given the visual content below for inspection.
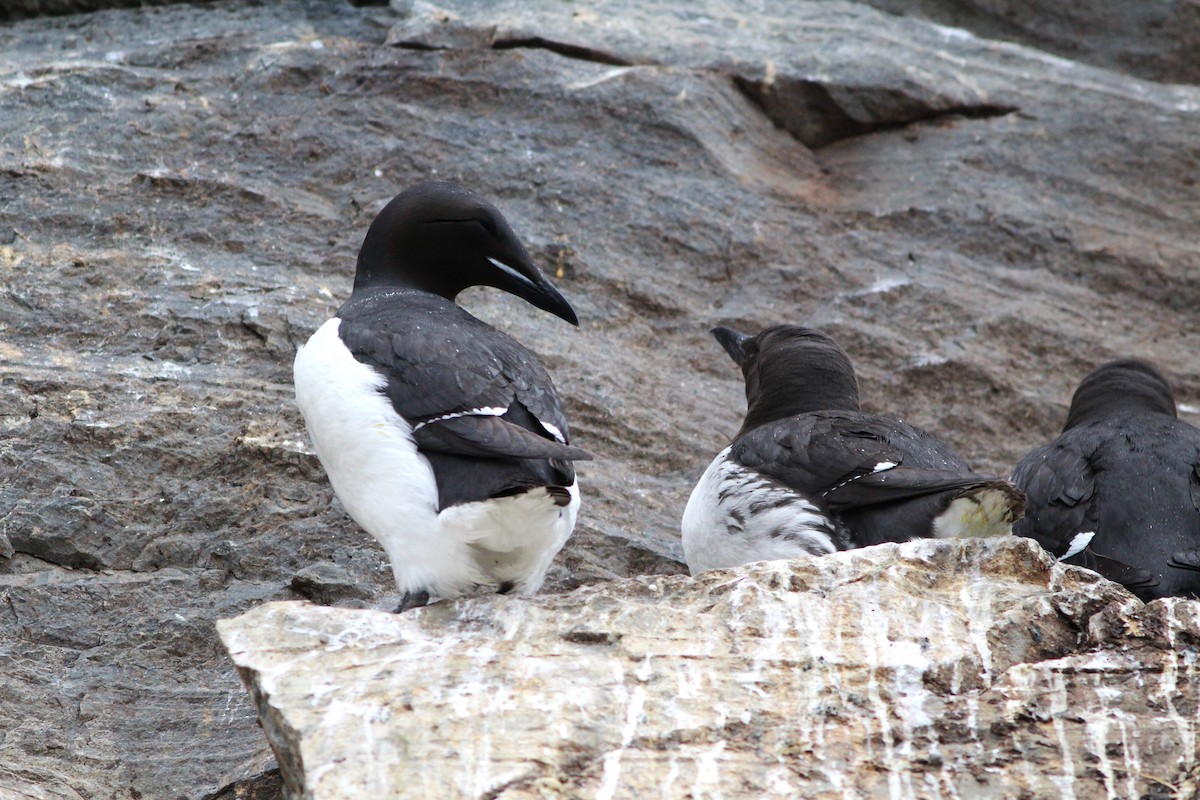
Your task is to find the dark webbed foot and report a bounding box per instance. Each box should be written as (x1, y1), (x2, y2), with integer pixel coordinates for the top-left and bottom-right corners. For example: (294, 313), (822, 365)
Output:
(395, 589), (431, 613)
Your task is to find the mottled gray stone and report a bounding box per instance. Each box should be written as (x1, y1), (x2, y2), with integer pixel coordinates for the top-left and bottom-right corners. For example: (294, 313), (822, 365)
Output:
(859, 0), (1200, 85)
(291, 561), (375, 607)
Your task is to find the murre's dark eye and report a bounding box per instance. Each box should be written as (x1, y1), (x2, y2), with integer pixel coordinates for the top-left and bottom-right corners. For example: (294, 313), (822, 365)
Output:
(474, 217), (498, 237)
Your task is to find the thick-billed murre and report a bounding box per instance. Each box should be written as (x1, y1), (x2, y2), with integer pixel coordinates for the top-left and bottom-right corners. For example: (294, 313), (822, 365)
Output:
(293, 181), (591, 610)
(1012, 359), (1200, 600)
(681, 325), (1024, 574)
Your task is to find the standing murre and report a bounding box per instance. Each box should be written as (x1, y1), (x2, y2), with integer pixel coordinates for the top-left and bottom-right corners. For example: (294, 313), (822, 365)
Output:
(681, 325), (1024, 574)
(293, 181), (592, 610)
(1012, 359), (1200, 600)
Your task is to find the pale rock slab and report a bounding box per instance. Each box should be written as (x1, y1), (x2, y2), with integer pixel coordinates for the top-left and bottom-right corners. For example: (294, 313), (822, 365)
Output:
(219, 537), (1200, 799)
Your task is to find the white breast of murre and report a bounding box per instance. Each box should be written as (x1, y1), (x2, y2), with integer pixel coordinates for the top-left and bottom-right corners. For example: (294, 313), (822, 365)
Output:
(681, 447), (839, 575)
(293, 317), (579, 598)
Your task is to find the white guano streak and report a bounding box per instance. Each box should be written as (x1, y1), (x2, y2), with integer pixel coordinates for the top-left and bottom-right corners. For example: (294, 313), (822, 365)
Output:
(1048, 671), (1078, 800)
(596, 662), (646, 800)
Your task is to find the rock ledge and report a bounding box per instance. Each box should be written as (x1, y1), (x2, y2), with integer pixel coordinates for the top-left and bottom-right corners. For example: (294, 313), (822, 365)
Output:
(219, 537), (1200, 799)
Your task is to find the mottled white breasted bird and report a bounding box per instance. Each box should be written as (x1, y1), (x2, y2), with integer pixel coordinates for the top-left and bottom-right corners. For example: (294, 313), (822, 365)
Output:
(682, 325), (1023, 574)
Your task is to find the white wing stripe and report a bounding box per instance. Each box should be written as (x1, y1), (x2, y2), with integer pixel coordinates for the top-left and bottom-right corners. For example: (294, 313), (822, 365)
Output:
(412, 406), (508, 431)
(1061, 531), (1096, 561)
(539, 420), (565, 444)
(823, 461), (899, 496)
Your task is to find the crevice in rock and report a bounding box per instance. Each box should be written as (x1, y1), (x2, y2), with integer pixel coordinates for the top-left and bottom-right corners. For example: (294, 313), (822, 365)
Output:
(390, 40), (442, 53)
(732, 74), (1017, 150)
(0, 0), (192, 23)
(200, 767), (284, 800)
(480, 770), (545, 800)
(389, 34), (637, 68)
(490, 36), (637, 67)
(0, 545), (106, 573)
(876, 102), (1019, 134)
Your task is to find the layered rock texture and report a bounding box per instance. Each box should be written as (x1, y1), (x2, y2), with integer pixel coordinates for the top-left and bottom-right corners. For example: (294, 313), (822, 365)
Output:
(2, 0), (1199, 797)
(220, 537), (1199, 799)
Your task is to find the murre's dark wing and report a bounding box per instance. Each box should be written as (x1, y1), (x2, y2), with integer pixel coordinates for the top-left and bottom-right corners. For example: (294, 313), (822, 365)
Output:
(1011, 426), (1161, 592)
(1170, 547), (1200, 572)
(413, 408), (592, 461)
(731, 410), (989, 511)
(1183, 463), (1200, 572)
(729, 410), (1018, 546)
(338, 290), (590, 508)
(339, 291), (588, 460)
(1012, 437), (1099, 558)
(1173, 457), (1200, 575)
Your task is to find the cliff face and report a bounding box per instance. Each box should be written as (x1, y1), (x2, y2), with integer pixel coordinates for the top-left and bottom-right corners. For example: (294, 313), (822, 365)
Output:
(1, 0), (1199, 798)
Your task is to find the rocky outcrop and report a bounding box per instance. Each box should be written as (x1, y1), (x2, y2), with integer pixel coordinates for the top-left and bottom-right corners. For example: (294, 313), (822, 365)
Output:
(2, 0), (1199, 797)
(219, 537), (1200, 799)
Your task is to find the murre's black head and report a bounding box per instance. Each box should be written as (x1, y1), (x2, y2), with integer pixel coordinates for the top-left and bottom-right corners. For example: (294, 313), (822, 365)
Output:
(353, 181), (578, 325)
(712, 324), (861, 435)
(1063, 358), (1177, 431)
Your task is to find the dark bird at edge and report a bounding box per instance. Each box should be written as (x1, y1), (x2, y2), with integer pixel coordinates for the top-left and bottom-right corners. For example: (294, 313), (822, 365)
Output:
(1013, 359), (1200, 600)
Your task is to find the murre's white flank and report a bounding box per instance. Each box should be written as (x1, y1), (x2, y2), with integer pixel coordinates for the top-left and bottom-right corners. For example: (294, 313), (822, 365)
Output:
(681, 325), (1024, 575)
(293, 181), (590, 610)
(1013, 359), (1200, 600)
(682, 446), (838, 574)
(294, 318), (579, 596)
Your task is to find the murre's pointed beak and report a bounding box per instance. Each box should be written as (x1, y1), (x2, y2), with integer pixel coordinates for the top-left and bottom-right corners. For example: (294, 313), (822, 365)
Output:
(486, 255), (579, 326)
(711, 326), (752, 367)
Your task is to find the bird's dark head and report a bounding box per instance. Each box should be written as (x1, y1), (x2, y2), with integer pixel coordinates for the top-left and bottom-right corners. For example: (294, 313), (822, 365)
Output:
(353, 181), (578, 325)
(711, 324), (860, 434)
(1064, 358), (1176, 430)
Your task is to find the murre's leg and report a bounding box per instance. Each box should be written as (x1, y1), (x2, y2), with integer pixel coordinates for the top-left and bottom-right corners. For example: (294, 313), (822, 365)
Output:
(395, 589), (431, 613)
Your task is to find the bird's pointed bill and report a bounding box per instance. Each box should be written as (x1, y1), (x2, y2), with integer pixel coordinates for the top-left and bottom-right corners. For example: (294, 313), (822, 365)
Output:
(487, 256), (579, 326)
(711, 326), (752, 367)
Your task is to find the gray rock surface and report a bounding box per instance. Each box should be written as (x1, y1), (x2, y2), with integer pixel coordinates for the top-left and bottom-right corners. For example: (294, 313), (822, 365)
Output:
(859, 0), (1200, 85)
(219, 537), (1200, 799)
(1, 0), (1199, 797)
